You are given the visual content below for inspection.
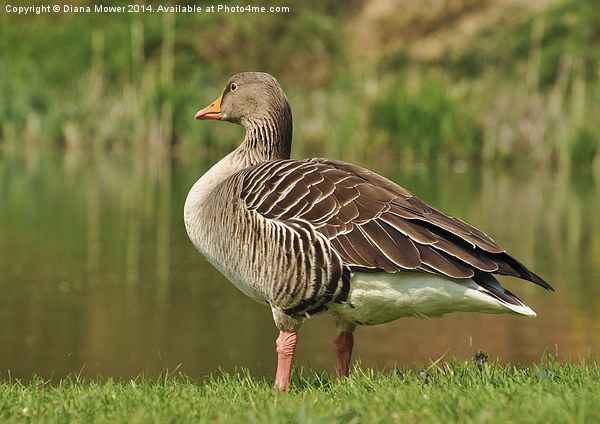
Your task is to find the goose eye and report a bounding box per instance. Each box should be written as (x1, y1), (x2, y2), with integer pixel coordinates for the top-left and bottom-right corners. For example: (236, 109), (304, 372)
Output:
(230, 83), (237, 91)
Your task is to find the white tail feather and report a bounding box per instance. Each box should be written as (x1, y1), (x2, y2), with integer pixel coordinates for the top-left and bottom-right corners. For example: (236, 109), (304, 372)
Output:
(330, 272), (537, 326)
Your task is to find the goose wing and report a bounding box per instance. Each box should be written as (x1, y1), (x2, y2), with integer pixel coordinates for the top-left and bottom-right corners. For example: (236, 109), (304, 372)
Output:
(240, 158), (552, 291)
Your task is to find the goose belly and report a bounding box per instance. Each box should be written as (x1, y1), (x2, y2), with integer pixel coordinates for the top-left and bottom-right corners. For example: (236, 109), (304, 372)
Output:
(330, 272), (534, 326)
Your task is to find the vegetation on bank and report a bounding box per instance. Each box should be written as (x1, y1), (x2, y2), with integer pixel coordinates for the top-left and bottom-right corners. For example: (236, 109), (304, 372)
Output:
(0, 0), (598, 169)
(1, 354), (598, 423)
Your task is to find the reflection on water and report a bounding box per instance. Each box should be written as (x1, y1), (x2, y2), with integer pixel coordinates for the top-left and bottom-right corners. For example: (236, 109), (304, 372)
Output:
(0, 149), (599, 381)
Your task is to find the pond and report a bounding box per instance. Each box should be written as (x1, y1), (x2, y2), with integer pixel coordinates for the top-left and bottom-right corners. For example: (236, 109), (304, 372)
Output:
(1, 148), (599, 381)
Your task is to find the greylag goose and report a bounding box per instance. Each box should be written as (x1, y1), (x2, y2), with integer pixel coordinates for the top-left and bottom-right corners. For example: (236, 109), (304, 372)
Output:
(184, 72), (553, 390)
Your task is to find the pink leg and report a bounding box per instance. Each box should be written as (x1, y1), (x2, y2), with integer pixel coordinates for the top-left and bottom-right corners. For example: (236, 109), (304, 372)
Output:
(274, 330), (298, 391)
(333, 331), (354, 381)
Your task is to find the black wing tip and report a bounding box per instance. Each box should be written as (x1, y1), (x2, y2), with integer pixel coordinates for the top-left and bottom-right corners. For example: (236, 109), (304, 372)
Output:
(531, 271), (555, 292)
(499, 253), (554, 292)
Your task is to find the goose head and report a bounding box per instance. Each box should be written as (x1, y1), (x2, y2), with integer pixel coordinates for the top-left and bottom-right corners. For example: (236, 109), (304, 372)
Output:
(195, 72), (293, 161)
(196, 72), (291, 126)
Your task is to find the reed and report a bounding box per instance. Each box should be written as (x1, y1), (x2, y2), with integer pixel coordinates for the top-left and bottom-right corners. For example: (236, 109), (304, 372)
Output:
(0, 0), (597, 170)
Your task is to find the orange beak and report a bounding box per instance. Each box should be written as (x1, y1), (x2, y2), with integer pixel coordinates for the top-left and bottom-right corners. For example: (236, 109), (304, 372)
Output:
(195, 94), (223, 120)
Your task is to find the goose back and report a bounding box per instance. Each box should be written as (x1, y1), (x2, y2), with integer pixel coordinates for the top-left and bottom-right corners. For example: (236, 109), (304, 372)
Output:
(241, 158), (550, 288)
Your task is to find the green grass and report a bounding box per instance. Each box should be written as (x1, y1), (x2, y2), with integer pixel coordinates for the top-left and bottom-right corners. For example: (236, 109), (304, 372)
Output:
(1, 354), (599, 423)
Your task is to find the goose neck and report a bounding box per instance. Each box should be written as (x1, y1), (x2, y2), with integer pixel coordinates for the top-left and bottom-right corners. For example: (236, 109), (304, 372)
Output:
(239, 114), (292, 164)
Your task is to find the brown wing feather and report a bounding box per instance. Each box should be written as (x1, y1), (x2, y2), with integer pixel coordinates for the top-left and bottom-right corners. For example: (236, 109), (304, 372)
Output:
(240, 158), (552, 291)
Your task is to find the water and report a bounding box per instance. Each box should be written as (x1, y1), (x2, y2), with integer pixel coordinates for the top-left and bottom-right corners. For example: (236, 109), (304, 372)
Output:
(1, 149), (599, 381)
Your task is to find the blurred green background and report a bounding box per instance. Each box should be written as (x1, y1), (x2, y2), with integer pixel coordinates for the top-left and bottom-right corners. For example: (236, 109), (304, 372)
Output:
(1, 0), (599, 381)
(1, 0), (598, 169)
